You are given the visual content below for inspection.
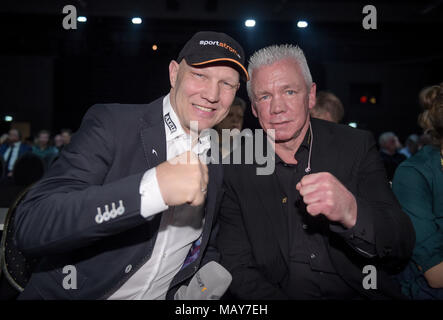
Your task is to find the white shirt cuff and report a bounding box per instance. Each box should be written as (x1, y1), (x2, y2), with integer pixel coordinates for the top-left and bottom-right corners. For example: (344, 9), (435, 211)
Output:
(139, 167), (169, 219)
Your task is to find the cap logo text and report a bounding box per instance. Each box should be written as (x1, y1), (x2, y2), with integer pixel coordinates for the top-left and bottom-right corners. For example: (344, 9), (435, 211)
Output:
(199, 40), (241, 59)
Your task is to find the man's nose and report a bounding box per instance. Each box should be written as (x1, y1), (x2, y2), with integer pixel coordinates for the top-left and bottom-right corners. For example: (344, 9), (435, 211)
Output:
(202, 80), (220, 103)
(270, 95), (285, 114)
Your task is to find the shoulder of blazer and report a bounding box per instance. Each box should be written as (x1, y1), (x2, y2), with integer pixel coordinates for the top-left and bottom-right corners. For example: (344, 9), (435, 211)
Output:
(140, 96), (165, 127)
(310, 117), (373, 146)
(84, 96), (165, 129)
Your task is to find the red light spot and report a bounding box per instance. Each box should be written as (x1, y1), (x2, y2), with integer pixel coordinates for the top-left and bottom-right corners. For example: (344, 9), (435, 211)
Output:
(360, 96), (368, 103)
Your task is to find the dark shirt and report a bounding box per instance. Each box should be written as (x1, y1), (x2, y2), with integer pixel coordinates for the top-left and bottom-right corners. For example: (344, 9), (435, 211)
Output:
(274, 128), (361, 299)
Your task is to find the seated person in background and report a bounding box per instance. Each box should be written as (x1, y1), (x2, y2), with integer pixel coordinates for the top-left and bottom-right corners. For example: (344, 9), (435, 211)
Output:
(61, 128), (72, 147)
(378, 131), (406, 181)
(309, 91), (344, 124)
(32, 130), (59, 169)
(393, 83), (443, 299)
(399, 134), (419, 159)
(217, 44), (415, 300)
(53, 134), (64, 152)
(214, 97), (246, 158)
(0, 129), (32, 178)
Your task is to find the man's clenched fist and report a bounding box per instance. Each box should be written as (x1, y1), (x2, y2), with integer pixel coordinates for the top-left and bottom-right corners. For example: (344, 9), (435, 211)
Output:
(156, 151), (208, 207)
(296, 172), (357, 229)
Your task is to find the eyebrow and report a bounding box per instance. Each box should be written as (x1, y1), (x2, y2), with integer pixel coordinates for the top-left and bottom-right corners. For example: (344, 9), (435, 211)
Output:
(254, 90), (270, 96)
(281, 83), (301, 90)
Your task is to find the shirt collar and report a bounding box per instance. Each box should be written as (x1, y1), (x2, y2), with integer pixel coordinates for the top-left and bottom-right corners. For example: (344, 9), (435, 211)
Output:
(275, 125), (311, 165)
(162, 94), (211, 156)
(163, 94), (186, 143)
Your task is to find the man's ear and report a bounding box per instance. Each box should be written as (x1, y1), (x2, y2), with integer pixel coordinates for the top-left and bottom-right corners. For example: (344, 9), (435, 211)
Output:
(308, 82), (317, 110)
(169, 60), (179, 88)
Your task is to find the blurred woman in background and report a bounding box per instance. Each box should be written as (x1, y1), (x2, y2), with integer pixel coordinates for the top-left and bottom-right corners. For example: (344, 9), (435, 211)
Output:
(393, 83), (443, 299)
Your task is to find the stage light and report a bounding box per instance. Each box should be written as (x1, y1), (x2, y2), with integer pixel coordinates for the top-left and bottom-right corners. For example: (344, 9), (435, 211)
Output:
(152, 44), (158, 51)
(77, 16), (87, 23)
(297, 20), (308, 28)
(4, 116), (13, 122)
(348, 122), (358, 128)
(245, 19), (256, 27)
(132, 17), (142, 24)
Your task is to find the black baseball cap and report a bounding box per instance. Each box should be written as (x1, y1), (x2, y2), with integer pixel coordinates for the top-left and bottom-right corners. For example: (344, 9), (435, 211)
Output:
(177, 31), (249, 81)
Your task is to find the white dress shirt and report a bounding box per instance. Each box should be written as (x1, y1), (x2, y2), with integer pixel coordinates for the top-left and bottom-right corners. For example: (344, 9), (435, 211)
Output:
(109, 95), (210, 300)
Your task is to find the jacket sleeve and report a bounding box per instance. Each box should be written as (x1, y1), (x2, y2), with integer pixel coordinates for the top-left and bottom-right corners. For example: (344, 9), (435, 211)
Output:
(14, 104), (149, 257)
(331, 131), (415, 271)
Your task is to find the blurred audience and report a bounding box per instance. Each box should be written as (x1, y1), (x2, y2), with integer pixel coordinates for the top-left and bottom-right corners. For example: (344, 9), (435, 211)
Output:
(378, 131), (406, 181)
(32, 130), (58, 169)
(393, 83), (443, 299)
(399, 134), (419, 158)
(310, 91), (344, 123)
(54, 134), (64, 152)
(61, 128), (72, 146)
(32, 130), (58, 157)
(0, 129), (32, 177)
(0, 127), (72, 206)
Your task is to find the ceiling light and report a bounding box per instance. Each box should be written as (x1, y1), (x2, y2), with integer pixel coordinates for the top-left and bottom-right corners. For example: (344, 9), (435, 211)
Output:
(297, 20), (308, 28)
(245, 19), (256, 27)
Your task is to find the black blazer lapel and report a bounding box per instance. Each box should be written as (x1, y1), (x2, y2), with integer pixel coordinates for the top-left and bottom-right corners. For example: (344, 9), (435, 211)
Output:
(140, 97), (167, 167)
(309, 118), (342, 177)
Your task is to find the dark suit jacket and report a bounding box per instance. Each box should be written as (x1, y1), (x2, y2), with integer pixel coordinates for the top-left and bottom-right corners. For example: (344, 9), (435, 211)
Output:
(0, 142), (32, 172)
(217, 118), (415, 300)
(13, 96), (223, 299)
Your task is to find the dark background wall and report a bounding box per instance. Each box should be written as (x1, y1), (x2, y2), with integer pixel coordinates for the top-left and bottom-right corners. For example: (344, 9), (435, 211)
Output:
(0, 0), (442, 144)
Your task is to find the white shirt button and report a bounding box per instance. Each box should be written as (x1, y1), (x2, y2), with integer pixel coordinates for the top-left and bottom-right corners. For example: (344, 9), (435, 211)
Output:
(125, 264), (132, 273)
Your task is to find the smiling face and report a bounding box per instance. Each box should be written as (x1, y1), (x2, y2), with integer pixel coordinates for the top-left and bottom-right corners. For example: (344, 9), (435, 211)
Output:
(169, 60), (240, 133)
(250, 58), (316, 144)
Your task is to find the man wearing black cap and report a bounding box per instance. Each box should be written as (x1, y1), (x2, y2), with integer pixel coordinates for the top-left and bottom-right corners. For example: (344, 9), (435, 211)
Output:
(13, 31), (248, 299)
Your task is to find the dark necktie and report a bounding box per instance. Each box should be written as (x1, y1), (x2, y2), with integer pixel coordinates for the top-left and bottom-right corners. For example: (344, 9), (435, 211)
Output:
(5, 144), (16, 172)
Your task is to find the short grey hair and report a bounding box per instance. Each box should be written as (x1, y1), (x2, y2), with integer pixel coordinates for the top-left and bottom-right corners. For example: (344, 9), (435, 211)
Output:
(378, 131), (397, 147)
(246, 44), (313, 100)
